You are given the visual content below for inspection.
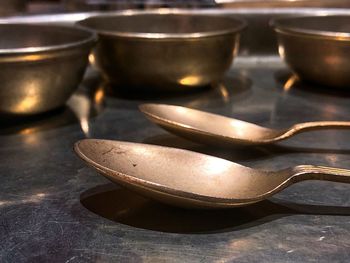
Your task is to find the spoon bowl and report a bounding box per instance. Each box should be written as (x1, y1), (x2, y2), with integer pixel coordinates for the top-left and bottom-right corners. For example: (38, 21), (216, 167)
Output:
(75, 139), (350, 209)
(140, 104), (350, 146)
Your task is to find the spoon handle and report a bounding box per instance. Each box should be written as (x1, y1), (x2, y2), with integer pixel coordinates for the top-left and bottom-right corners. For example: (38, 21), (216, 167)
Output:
(291, 121), (350, 134)
(294, 165), (350, 183)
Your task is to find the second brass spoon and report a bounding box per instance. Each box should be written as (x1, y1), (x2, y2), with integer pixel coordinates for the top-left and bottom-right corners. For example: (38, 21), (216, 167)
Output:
(140, 103), (350, 146)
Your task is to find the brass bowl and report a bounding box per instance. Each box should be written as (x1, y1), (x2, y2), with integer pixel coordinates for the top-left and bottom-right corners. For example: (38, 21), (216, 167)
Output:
(0, 24), (96, 115)
(78, 12), (246, 90)
(272, 15), (350, 88)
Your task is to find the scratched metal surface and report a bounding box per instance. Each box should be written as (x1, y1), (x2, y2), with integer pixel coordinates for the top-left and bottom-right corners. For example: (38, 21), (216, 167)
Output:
(1, 64), (350, 262)
(1, 9), (350, 263)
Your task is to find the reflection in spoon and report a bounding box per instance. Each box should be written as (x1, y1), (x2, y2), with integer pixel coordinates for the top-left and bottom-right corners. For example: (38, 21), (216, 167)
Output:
(74, 139), (350, 209)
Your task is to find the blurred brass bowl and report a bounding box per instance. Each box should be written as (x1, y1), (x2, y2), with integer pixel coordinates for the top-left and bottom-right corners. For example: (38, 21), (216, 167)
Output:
(0, 24), (96, 115)
(272, 15), (350, 88)
(78, 12), (246, 90)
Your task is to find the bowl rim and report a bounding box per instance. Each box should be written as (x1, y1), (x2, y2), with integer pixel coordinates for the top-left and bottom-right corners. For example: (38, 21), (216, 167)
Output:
(270, 15), (350, 40)
(77, 12), (247, 39)
(0, 23), (97, 55)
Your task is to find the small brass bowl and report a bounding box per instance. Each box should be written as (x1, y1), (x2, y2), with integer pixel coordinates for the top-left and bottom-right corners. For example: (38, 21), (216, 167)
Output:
(0, 24), (96, 115)
(272, 15), (350, 88)
(78, 12), (246, 90)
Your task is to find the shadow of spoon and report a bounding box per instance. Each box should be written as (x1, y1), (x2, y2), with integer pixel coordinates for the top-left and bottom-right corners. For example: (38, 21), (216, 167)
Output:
(80, 184), (350, 234)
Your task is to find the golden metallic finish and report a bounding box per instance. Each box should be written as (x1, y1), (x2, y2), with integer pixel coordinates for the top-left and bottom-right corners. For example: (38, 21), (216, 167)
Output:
(77, 12), (245, 90)
(0, 24), (96, 115)
(75, 139), (350, 209)
(140, 104), (350, 146)
(272, 15), (350, 87)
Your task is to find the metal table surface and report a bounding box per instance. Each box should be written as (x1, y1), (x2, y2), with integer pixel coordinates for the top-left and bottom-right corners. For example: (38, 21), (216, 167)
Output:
(1, 8), (350, 263)
(1, 60), (350, 262)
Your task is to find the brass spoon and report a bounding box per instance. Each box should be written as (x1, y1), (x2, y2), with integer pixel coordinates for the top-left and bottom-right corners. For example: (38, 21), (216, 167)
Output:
(139, 103), (350, 146)
(74, 139), (350, 209)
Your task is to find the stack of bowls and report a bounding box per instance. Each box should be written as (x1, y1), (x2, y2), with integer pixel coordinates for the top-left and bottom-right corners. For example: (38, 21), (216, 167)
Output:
(3, 12), (350, 118)
(1, 12), (247, 117)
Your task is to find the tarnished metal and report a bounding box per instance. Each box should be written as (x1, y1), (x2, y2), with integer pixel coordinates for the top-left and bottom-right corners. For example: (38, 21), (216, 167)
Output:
(77, 12), (245, 90)
(0, 24), (96, 115)
(140, 104), (350, 146)
(75, 139), (350, 209)
(272, 15), (350, 87)
(4, 8), (350, 59)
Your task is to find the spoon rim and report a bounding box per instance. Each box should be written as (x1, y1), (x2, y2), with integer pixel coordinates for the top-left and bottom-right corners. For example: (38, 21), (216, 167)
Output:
(139, 103), (272, 145)
(74, 139), (265, 206)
